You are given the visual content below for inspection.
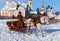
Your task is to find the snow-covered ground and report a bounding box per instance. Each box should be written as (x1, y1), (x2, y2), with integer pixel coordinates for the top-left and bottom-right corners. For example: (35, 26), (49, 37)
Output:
(0, 19), (60, 41)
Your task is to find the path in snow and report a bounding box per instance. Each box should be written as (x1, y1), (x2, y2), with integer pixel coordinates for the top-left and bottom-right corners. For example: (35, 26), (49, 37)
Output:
(0, 20), (60, 41)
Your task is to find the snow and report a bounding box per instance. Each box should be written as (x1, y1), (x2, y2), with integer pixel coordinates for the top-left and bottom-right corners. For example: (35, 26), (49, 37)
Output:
(0, 19), (60, 41)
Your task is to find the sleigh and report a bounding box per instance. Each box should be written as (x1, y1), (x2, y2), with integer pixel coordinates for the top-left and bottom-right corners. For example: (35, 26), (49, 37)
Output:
(7, 20), (28, 32)
(7, 12), (28, 32)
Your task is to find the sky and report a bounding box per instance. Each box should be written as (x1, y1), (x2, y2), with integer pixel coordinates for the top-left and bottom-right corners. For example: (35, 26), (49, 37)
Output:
(0, 0), (60, 12)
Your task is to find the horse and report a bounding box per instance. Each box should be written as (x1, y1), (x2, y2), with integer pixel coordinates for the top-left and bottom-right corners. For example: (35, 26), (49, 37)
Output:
(24, 18), (35, 33)
(25, 18), (44, 37)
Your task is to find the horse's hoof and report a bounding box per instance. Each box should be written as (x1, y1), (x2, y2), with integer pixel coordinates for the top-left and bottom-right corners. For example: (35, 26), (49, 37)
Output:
(27, 32), (31, 35)
(36, 34), (38, 37)
(42, 35), (44, 37)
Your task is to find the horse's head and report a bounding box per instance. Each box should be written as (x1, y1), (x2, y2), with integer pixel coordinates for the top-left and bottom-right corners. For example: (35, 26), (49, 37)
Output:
(40, 16), (49, 25)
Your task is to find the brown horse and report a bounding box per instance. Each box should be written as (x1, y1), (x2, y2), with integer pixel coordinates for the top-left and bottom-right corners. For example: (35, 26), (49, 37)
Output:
(33, 13), (44, 27)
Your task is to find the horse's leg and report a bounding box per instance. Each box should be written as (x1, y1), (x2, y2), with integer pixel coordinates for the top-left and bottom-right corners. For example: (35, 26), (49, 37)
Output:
(22, 23), (27, 33)
(26, 26), (29, 33)
(40, 27), (44, 37)
(24, 27), (27, 33)
(36, 23), (44, 37)
(39, 24), (44, 37)
(26, 26), (31, 35)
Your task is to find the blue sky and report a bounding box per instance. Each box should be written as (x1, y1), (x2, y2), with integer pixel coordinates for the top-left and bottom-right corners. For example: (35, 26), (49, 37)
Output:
(0, 0), (60, 12)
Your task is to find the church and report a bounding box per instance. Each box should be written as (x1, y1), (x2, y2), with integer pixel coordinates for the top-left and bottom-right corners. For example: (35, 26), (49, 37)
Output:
(1, 1), (27, 17)
(0, 0), (57, 19)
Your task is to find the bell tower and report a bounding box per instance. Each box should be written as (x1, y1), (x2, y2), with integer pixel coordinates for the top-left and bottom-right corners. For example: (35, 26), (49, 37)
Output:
(28, 0), (32, 10)
(40, 0), (45, 14)
(6, 0), (9, 4)
(41, 0), (44, 12)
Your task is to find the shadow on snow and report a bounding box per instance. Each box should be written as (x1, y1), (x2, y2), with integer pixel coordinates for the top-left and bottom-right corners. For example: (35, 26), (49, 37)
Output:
(43, 29), (60, 33)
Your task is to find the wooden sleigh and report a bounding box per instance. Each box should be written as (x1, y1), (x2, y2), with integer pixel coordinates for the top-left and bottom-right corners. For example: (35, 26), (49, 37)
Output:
(7, 12), (27, 32)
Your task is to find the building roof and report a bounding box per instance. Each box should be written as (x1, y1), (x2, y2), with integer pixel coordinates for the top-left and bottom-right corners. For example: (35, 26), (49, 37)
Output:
(46, 5), (52, 9)
(2, 1), (27, 10)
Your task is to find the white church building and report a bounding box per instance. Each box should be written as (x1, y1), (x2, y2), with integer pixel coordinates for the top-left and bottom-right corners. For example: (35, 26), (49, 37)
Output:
(1, 1), (27, 17)
(46, 5), (56, 19)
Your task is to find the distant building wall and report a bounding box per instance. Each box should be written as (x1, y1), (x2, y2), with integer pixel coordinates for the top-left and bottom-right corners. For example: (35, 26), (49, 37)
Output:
(1, 1), (26, 17)
(1, 9), (25, 17)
